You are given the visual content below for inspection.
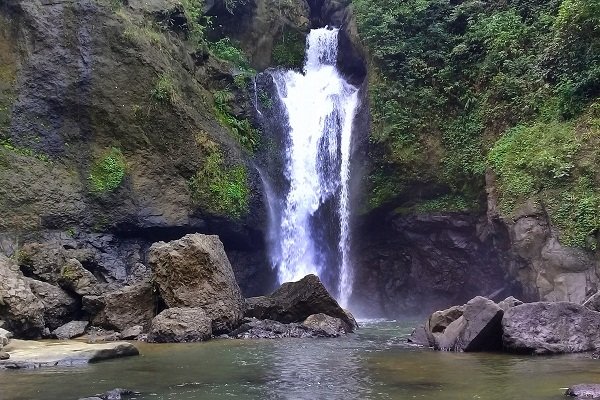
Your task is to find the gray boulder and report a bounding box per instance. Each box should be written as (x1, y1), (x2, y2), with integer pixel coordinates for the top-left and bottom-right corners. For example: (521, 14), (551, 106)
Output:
(302, 313), (348, 337)
(0, 254), (45, 338)
(427, 305), (464, 333)
(566, 384), (600, 398)
(25, 278), (78, 330)
(407, 325), (432, 347)
(503, 302), (600, 354)
(434, 297), (503, 352)
(85, 281), (155, 332)
(245, 275), (357, 332)
(121, 325), (144, 340)
(149, 234), (244, 334)
(18, 243), (94, 286)
(0, 328), (12, 347)
(52, 320), (89, 340)
(147, 308), (212, 343)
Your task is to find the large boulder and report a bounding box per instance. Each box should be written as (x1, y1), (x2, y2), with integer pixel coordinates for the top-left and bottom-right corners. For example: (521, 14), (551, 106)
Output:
(52, 321), (89, 340)
(147, 308), (212, 343)
(0, 254), (45, 338)
(427, 305), (464, 333)
(245, 275), (357, 332)
(503, 302), (600, 354)
(149, 234), (244, 334)
(85, 281), (155, 332)
(25, 278), (78, 330)
(433, 297), (503, 352)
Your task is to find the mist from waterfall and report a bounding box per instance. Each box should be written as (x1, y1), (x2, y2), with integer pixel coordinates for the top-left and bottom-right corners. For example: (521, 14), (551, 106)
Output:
(267, 28), (359, 307)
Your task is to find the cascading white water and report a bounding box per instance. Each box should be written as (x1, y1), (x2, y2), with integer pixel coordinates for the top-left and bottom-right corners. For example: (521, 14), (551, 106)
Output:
(270, 28), (359, 307)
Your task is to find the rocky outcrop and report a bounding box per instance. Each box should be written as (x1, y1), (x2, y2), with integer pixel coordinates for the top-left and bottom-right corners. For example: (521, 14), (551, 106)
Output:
(566, 384), (600, 399)
(0, 254), (45, 338)
(84, 281), (155, 332)
(149, 234), (244, 333)
(0, 340), (139, 369)
(25, 278), (78, 331)
(52, 321), (89, 340)
(503, 200), (598, 304)
(351, 213), (521, 317)
(231, 315), (348, 339)
(147, 308), (212, 343)
(245, 274), (357, 332)
(502, 302), (600, 354)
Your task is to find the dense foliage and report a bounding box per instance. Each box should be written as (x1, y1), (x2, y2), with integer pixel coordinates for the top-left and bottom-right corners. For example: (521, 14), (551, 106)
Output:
(354, 0), (600, 248)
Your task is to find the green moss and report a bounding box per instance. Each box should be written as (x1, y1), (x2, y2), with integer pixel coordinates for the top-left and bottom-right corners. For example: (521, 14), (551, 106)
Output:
(189, 150), (249, 218)
(272, 29), (305, 68)
(88, 147), (126, 194)
(0, 138), (49, 162)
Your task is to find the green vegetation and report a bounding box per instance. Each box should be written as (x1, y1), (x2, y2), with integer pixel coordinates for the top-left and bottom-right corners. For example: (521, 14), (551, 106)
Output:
(151, 74), (175, 103)
(181, 0), (210, 48)
(88, 147), (126, 194)
(0, 138), (49, 162)
(209, 38), (256, 89)
(189, 150), (250, 218)
(353, 0), (600, 248)
(272, 29), (305, 68)
(412, 195), (473, 214)
(213, 89), (259, 151)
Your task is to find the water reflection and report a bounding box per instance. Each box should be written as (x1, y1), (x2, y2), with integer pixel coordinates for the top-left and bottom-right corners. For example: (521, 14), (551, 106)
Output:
(0, 321), (597, 400)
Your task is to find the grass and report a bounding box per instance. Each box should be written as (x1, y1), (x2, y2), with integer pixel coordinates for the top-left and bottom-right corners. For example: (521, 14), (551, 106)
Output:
(151, 74), (175, 103)
(213, 89), (259, 152)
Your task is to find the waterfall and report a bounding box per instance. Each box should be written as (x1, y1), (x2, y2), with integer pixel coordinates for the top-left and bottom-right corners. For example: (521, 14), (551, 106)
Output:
(268, 28), (359, 307)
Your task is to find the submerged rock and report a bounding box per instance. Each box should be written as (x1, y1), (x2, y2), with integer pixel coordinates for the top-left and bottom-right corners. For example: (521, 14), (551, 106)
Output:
(503, 302), (600, 354)
(53, 321), (89, 340)
(566, 384), (600, 398)
(245, 274), (357, 332)
(79, 388), (139, 400)
(147, 307), (212, 343)
(149, 234), (244, 333)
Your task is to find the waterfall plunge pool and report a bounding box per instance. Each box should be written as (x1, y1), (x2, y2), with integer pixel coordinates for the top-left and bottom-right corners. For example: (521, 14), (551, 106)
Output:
(0, 320), (596, 400)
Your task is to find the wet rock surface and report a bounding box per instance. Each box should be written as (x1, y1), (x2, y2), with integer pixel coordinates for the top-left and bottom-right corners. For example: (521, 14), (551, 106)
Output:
(78, 388), (139, 400)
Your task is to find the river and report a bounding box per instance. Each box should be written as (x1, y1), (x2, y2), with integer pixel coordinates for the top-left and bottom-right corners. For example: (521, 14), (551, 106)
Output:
(0, 320), (597, 399)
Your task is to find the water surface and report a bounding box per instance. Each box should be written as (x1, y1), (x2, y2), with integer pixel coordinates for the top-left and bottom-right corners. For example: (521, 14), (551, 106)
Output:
(0, 321), (597, 400)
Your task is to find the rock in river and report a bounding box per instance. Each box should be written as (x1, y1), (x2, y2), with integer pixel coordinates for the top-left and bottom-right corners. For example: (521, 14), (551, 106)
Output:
(503, 302), (600, 354)
(245, 274), (358, 332)
(565, 384), (600, 398)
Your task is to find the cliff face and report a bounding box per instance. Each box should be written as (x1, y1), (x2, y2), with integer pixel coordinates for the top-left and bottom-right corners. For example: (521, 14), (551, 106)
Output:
(0, 0), (296, 296)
